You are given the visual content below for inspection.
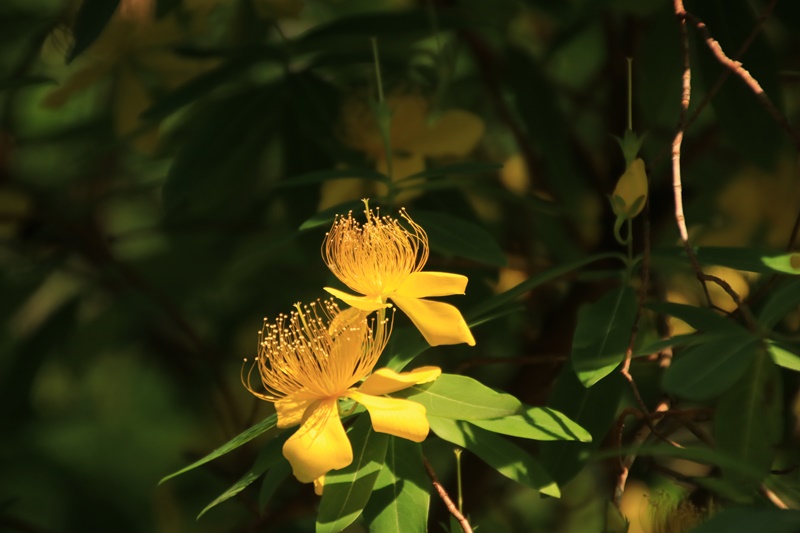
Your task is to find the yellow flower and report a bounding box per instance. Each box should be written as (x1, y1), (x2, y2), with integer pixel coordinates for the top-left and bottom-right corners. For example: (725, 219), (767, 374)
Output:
(319, 92), (485, 209)
(243, 300), (440, 488)
(611, 158), (648, 219)
(41, 3), (220, 153)
(322, 202), (476, 347)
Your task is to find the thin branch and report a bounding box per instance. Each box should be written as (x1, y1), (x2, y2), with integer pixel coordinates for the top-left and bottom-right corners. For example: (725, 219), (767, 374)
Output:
(684, 9), (800, 152)
(672, 0), (713, 307)
(614, 400), (672, 506)
(761, 485), (789, 509)
(652, 0), (780, 169)
(423, 456), (474, 533)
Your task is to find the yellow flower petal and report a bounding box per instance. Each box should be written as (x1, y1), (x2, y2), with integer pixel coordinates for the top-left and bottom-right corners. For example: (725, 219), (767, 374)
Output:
(274, 395), (315, 428)
(357, 366), (441, 396)
(394, 271), (468, 299)
(390, 294), (475, 346)
(282, 398), (352, 483)
(41, 63), (110, 108)
(346, 391), (430, 442)
(313, 475), (325, 496)
(375, 152), (425, 182)
(323, 287), (389, 312)
(318, 176), (372, 211)
(405, 110), (485, 157)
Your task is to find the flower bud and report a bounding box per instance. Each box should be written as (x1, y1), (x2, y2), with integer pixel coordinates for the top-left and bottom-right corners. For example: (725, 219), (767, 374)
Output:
(611, 158), (648, 219)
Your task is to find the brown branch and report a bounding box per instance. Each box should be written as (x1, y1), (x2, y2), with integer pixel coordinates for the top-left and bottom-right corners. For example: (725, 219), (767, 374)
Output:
(651, 0), (779, 169)
(614, 400), (673, 506)
(672, 0), (714, 307)
(423, 456), (474, 533)
(685, 9), (800, 152)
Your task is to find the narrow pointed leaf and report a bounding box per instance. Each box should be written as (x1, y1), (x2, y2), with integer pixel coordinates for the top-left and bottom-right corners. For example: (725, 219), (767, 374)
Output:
(646, 301), (745, 333)
(159, 414), (278, 484)
(197, 432), (289, 518)
(68, 0), (120, 63)
(759, 279), (800, 330)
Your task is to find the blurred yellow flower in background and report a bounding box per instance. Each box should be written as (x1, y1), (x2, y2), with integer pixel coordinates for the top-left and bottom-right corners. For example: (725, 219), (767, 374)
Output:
(242, 300), (439, 491)
(319, 92), (485, 209)
(323, 202), (476, 347)
(40, 0), (223, 154)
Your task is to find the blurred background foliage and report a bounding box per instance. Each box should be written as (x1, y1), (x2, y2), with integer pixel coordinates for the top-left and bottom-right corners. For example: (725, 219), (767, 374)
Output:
(1, 0), (800, 531)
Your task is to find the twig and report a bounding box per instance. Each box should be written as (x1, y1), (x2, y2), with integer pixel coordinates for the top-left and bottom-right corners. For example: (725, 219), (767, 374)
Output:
(761, 485), (789, 509)
(672, 0), (713, 307)
(651, 0), (779, 169)
(614, 400), (672, 506)
(684, 10), (800, 152)
(423, 456), (474, 533)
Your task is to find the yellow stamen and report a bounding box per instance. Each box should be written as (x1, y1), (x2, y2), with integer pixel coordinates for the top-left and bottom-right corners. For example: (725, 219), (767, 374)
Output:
(241, 299), (391, 401)
(322, 205), (429, 298)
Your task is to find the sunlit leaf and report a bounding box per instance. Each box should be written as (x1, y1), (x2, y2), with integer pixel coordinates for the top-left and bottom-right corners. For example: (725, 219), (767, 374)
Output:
(471, 406), (591, 442)
(391, 374), (521, 420)
(429, 416), (560, 497)
(363, 438), (428, 533)
(767, 340), (800, 372)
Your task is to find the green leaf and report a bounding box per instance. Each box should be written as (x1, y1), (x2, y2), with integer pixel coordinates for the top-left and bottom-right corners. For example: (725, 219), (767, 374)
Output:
(391, 374), (521, 420)
(141, 50), (278, 121)
(0, 75), (55, 93)
(540, 367), (625, 486)
(645, 301), (745, 333)
(662, 333), (758, 401)
(396, 162), (503, 184)
(571, 286), (638, 387)
(467, 252), (626, 322)
(411, 211), (506, 267)
(363, 438), (429, 533)
(767, 340), (800, 372)
(298, 199), (365, 231)
(652, 247), (800, 275)
(296, 9), (468, 53)
(429, 416), (560, 497)
(759, 279), (800, 330)
(632, 332), (723, 357)
(159, 414), (278, 484)
(317, 415), (389, 533)
(687, 508), (800, 533)
(471, 406), (591, 442)
(259, 459), (291, 511)
(68, 0), (120, 63)
(278, 168), (387, 189)
(163, 84), (281, 223)
(714, 353), (783, 490)
(197, 432), (289, 518)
